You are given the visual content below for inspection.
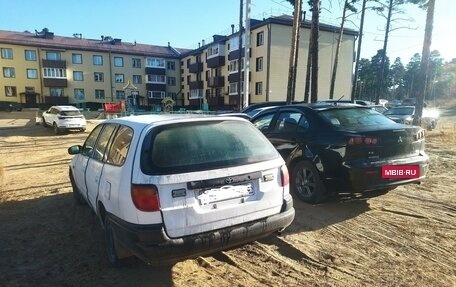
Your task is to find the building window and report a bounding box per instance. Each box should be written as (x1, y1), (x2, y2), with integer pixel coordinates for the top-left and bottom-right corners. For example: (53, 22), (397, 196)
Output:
(46, 51), (61, 60)
(229, 82), (244, 95)
(73, 71), (84, 81)
(27, 69), (38, 79)
(95, 89), (105, 99)
(114, 57), (124, 67)
(256, 57), (263, 72)
(132, 58), (141, 68)
(74, 88), (85, 100)
(167, 76), (176, 86)
(72, 54), (83, 64)
(189, 89), (203, 99)
(5, 86), (17, 97)
(50, 88), (64, 97)
(146, 74), (166, 83)
(115, 74), (124, 83)
(43, 68), (66, 78)
(3, 67), (15, 78)
(256, 31), (264, 46)
(1, 48), (13, 59)
(167, 61), (175, 70)
(94, 72), (104, 82)
(229, 60), (239, 73)
(148, 91), (165, 99)
(133, 75), (142, 84)
(167, 92), (176, 99)
(115, 90), (125, 99)
(146, 58), (165, 68)
(25, 50), (37, 61)
(255, 82), (263, 95)
(208, 45), (221, 57)
(93, 55), (103, 65)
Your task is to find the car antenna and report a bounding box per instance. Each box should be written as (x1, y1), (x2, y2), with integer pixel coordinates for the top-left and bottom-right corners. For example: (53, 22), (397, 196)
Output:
(334, 95), (345, 105)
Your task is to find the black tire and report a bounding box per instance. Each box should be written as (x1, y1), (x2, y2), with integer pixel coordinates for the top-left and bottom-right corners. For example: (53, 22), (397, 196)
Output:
(104, 217), (132, 267)
(70, 171), (86, 205)
(53, 123), (61, 135)
(291, 160), (327, 203)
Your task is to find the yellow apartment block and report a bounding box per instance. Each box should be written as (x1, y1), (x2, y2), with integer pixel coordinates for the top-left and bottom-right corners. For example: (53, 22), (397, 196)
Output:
(0, 16), (357, 111)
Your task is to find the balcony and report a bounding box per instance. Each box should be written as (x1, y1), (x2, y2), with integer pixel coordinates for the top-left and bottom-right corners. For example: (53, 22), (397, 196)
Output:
(228, 72), (250, 83)
(189, 62), (203, 73)
(189, 80), (204, 90)
(42, 59), (66, 68)
(207, 95), (225, 106)
(228, 48), (245, 61)
(207, 56), (225, 68)
(207, 76), (225, 88)
(43, 78), (67, 87)
(145, 67), (165, 75)
(146, 83), (166, 91)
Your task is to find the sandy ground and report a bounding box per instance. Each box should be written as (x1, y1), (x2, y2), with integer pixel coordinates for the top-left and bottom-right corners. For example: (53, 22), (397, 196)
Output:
(0, 109), (455, 287)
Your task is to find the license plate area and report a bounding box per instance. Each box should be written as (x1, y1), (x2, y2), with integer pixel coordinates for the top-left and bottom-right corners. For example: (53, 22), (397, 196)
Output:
(196, 183), (254, 206)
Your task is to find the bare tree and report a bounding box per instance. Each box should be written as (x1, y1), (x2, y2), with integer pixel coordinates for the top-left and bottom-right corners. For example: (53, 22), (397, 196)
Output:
(329, 0), (358, 99)
(413, 0), (435, 126)
(310, 0), (320, 103)
(285, 0), (303, 104)
(351, 0), (368, 101)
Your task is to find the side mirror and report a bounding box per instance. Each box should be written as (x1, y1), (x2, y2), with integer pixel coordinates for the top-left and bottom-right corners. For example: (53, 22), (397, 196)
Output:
(68, 145), (82, 155)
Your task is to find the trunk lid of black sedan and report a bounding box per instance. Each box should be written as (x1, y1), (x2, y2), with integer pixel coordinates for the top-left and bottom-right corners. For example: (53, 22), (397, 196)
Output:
(342, 125), (426, 161)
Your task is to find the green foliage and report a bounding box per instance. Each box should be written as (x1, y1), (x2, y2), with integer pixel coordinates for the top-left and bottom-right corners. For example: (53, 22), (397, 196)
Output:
(356, 50), (454, 102)
(406, 0), (428, 9)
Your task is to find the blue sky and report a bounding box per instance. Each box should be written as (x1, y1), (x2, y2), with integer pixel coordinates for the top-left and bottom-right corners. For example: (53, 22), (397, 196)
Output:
(1, 0), (454, 64)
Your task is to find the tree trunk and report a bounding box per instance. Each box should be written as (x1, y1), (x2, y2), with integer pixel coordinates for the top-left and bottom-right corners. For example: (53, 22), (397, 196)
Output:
(286, 0), (303, 104)
(329, 0), (349, 99)
(413, 0), (435, 126)
(310, 0), (319, 103)
(351, 0), (367, 102)
(304, 30), (312, 103)
(375, 0), (393, 105)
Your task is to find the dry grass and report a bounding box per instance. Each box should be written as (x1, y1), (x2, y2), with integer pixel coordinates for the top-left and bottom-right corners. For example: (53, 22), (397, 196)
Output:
(426, 119), (456, 142)
(0, 161), (3, 185)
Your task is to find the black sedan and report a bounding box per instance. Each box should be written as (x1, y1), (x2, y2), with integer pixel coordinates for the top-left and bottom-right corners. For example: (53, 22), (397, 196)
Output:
(250, 103), (429, 203)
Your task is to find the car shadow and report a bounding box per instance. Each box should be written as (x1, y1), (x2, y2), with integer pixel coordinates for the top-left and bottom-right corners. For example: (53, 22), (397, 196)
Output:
(280, 188), (392, 235)
(0, 122), (90, 138)
(0, 192), (173, 286)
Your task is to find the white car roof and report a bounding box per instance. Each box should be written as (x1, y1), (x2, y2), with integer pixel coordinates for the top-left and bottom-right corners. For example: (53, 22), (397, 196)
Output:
(52, 105), (80, 111)
(105, 114), (248, 128)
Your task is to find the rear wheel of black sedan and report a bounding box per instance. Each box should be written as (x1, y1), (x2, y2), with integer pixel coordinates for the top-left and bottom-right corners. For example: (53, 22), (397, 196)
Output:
(292, 161), (326, 204)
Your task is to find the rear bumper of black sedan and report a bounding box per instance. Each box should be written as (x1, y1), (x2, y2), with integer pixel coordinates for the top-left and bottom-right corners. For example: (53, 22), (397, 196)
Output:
(344, 154), (429, 192)
(107, 197), (295, 265)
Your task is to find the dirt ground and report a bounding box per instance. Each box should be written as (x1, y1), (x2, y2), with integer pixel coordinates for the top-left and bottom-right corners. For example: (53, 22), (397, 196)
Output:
(0, 108), (455, 287)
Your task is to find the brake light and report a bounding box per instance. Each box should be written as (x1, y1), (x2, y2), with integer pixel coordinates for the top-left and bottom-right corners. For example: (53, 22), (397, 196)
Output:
(131, 184), (160, 212)
(280, 165), (289, 187)
(348, 137), (379, 145)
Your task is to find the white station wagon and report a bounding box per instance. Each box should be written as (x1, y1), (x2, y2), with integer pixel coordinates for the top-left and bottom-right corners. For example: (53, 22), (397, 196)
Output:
(68, 114), (295, 266)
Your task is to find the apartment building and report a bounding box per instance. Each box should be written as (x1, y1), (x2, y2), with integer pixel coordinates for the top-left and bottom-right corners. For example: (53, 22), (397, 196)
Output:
(181, 15), (358, 110)
(0, 15), (357, 111)
(0, 29), (186, 110)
